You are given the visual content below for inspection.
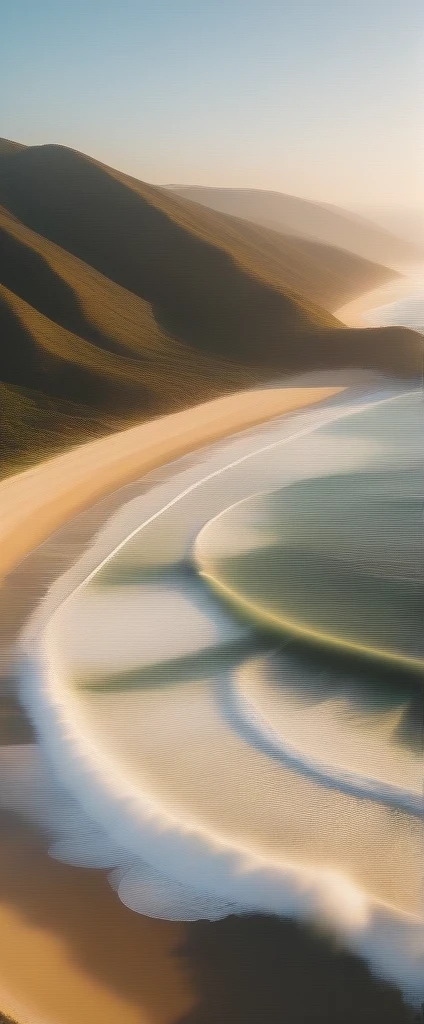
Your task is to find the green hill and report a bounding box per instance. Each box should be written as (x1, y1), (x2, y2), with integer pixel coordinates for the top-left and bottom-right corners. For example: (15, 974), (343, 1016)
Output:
(0, 141), (422, 477)
(0, 138), (26, 156)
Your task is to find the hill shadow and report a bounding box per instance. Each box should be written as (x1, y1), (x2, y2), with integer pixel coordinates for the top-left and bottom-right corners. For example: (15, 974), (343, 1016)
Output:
(0, 145), (320, 364)
(0, 289), (153, 415)
(0, 226), (129, 357)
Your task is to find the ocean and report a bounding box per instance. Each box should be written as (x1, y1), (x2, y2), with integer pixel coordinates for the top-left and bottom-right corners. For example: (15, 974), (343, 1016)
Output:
(17, 388), (424, 1002)
(367, 288), (424, 335)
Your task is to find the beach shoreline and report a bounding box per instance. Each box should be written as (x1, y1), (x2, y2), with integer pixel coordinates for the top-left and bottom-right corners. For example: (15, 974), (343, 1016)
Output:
(0, 384), (343, 587)
(1, 383), (346, 1024)
(336, 264), (424, 327)
(2, 378), (419, 1024)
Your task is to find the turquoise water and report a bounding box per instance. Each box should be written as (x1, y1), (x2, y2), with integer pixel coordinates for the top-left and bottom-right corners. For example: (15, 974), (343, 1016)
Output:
(75, 391), (423, 805)
(196, 394), (424, 671)
(27, 389), (423, 997)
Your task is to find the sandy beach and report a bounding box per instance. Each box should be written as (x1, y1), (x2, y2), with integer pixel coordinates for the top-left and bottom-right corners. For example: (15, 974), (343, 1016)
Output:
(0, 386), (343, 586)
(1, 380), (418, 1024)
(1, 384), (354, 1024)
(2, 3), (423, 1018)
(336, 265), (424, 327)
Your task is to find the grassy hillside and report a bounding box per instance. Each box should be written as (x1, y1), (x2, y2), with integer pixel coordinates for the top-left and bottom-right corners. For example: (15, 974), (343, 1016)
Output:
(0, 138), (26, 156)
(0, 144), (399, 314)
(0, 380), (120, 476)
(168, 186), (422, 268)
(0, 141), (422, 477)
(182, 213), (399, 313)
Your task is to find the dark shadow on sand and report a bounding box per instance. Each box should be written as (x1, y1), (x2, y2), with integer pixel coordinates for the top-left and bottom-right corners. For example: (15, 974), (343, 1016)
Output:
(0, 813), (418, 1024)
(176, 914), (417, 1024)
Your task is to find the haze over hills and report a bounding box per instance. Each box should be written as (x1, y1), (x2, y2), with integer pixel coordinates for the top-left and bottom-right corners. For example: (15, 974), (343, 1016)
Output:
(168, 186), (423, 269)
(153, 211), (398, 315)
(355, 208), (424, 251)
(0, 139), (422, 476)
(0, 142), (400, 316)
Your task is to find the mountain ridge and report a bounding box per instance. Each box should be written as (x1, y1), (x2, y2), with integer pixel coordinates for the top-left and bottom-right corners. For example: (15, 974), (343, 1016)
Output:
(167, 185), (422, 268)
(0, 140), (421, 477)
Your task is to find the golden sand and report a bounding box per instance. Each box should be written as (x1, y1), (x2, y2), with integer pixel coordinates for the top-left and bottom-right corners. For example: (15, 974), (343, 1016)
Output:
(0, 385), (343, 1024)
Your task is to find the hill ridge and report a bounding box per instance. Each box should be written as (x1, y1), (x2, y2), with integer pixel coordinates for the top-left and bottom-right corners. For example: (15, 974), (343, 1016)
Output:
(167, 184), (422, 267)
(0, 139), (421, 477)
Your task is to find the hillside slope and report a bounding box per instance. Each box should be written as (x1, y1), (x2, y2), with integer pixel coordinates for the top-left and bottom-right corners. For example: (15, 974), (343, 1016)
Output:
(0, 143), (337, 352)
(0, 143), (400, 316)
(168, 186), (422, 268)
(0, 138), (26, 157)
(0, 142), (422, 476)
(189, 215), (398, 313)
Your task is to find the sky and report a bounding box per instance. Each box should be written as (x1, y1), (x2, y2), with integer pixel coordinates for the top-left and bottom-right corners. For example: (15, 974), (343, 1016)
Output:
(1, 0), (423, 210)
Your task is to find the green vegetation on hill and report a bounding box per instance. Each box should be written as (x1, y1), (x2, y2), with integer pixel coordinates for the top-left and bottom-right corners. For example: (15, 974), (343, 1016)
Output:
(0, 380), (120, 477)
(0, 138), (26, 157)
(178, 211), (399, 313)
(0, 141), (422, 477)
(0, 143), (337, 352)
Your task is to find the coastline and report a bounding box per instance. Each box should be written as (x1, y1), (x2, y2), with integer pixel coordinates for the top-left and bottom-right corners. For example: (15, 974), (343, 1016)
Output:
(0, 385), (342, 586)
(17, 384), (423, 1004)
(12, 382), (424, 1010)
(1, 383), (345, 1024)
(336, 264), (424, 327)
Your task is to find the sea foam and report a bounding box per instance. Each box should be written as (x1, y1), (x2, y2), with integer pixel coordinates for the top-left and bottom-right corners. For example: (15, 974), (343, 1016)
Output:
(14, 639), (424, 1003)
(14, 389), (424, 1003)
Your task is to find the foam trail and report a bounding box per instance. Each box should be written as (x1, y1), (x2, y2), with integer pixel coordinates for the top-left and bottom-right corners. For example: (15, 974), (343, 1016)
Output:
(213, 663), (423, 817)
(15, 387), (424, 1003)
(16, 639), (424, 1004)
(109, 861), (240, 921)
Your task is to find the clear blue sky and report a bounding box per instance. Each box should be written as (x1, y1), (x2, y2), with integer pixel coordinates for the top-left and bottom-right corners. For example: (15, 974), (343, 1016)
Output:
(2, 0), (423, 208)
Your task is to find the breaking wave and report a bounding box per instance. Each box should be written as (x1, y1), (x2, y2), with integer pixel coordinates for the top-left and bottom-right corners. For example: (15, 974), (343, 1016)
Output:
(14, 388), (424, 1003)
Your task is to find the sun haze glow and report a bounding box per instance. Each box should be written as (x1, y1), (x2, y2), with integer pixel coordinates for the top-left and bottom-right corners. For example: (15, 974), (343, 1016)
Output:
(1, 0), (423, 209)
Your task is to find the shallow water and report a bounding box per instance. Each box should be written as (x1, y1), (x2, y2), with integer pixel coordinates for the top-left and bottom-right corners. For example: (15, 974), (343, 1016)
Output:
(196, 397), (424, 669)
(19, 388), (424, 1000)
(367, 290), (424, 334)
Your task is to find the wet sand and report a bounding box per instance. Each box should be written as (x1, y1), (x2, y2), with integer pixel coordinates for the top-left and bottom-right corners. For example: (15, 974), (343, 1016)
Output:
(0, 812), (190, 1024)
(0, 386), (341, 585)
(0, 811), (414, 1024)
(0, 383), (415, 1023)
(336, 266), (424, 327)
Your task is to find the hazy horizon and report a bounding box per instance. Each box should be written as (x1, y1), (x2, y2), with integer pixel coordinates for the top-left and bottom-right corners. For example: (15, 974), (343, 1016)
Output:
(2, 0), (423, 211)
